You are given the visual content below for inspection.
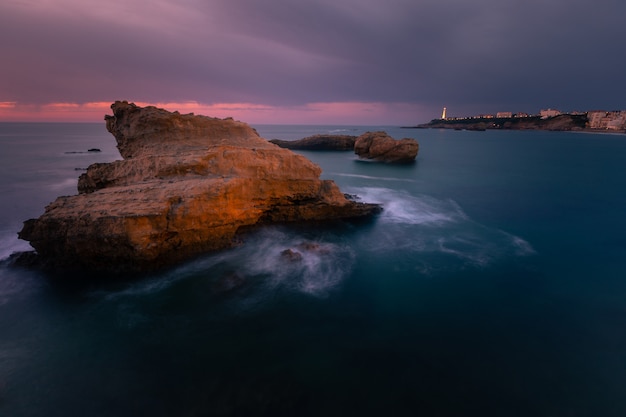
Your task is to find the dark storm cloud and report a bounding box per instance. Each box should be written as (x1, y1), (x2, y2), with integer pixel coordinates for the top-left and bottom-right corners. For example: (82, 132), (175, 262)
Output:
(1, 0), (624, 118)
(199, 0), (626, 113)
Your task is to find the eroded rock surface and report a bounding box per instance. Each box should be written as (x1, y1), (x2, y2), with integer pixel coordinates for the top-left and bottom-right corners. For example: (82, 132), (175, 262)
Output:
(354, 131), (419, 163)
(18, 101), (381, 272)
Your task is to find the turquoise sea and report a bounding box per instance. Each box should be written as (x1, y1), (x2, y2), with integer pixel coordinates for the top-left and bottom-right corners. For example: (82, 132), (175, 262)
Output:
(1, 122), (626, 416)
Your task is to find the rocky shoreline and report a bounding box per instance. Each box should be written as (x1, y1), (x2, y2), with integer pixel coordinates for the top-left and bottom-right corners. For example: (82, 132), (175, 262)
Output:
(411, 114), (590, 131)
(17, 102), (382, 274)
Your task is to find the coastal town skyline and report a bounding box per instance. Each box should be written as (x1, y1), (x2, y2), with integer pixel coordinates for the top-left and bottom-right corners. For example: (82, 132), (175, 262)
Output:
(1, 0), (625, 124)
(419, 106), (626, 132)
(438, 107), (626, 131)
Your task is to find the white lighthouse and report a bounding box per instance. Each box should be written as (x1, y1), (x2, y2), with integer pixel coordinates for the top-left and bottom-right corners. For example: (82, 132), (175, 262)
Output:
(441, 107), (447, 120)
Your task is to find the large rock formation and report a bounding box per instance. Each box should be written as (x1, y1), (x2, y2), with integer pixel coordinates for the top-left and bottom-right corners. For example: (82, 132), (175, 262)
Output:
(269, 132), (420, 164)
(18, 101), (381, 273)
(354, 131), (419, 163)
(269, 135), (356, 151)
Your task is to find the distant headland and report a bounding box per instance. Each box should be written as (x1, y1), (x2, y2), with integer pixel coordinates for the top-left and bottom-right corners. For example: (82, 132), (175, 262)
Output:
(409, 108), (626, 133)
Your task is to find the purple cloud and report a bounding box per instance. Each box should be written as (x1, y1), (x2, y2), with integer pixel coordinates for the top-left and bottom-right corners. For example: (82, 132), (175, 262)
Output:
(1, 0), (625, 122)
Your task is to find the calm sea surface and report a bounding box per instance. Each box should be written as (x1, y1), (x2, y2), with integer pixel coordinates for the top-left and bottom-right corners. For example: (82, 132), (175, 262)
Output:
(1, 122), (626, 416)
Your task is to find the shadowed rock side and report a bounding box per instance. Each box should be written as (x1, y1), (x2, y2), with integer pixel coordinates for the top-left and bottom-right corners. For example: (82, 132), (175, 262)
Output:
(354, 131), (419, 163)
(269, 135), (356, 151)
(18, 101), (381, 273)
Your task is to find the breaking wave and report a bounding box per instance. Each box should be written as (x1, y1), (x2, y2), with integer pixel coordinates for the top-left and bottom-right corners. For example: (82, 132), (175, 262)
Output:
(352, 187), (466, 226)
(349, 187), (535, 271)
(92, 187), (536, 322)
(0, 229), (31, 262)
(96, 227), (355, 322)
(231, 228), (355, 296)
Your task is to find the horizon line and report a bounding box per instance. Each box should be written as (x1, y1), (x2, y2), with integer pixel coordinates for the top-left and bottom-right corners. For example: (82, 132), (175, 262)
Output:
(0, 100), (431, 125)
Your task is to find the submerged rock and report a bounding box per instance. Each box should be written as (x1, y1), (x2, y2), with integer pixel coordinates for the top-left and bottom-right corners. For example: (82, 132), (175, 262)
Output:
(18, 101), (381, 273)
(354, 131), (419, 163)
(280, 249), (304, 262)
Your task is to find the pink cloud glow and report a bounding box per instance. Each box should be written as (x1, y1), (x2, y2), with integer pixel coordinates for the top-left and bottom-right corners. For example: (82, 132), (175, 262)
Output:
(0, 101), (426, 125)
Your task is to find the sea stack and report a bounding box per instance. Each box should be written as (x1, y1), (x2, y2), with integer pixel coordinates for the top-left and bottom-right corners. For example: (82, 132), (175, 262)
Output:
(354, 131), (419, 163)
(18, 101), (381, 273)
(268, 132), (420, 164)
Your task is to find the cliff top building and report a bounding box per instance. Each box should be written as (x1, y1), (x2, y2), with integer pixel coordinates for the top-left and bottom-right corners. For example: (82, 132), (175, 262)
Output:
(587, 110), (626, 130)
(540, 108), (561, 119)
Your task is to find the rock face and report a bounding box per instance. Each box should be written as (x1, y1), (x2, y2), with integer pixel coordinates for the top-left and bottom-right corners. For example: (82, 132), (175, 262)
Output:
(269, 135), (356, 151)
(354, 131), (419, 163)
(18, 101), (381, 272)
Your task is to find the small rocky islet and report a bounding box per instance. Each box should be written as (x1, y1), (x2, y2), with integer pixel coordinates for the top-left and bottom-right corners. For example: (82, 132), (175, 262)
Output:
(17, 101), (394, 273)
(269, 131), (419, 163)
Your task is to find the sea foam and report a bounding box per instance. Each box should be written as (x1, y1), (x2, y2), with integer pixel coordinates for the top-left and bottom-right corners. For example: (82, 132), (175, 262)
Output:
(349, 187), (535, 271)
(0, 229), (31, 262)
(215, 228), (355, 297)
(96, 227), (355, 320)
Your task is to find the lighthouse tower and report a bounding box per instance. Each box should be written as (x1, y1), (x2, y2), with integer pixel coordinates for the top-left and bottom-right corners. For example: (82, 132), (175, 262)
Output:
(441, 107), (447, 120)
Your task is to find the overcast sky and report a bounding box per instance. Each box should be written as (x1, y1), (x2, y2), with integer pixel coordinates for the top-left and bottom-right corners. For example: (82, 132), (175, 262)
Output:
(1, 0), (625, 124)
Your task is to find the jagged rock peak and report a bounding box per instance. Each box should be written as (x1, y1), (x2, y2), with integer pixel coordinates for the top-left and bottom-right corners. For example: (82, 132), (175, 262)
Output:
(104, 100), (267, 159)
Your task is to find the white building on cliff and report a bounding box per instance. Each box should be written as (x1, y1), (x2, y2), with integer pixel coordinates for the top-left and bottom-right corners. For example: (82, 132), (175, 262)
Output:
(587, 111), (626, 130)
(540, 109), (561, 119)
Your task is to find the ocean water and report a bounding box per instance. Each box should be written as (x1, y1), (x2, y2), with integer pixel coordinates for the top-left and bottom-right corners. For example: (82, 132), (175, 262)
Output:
(1, 122), (626, 416)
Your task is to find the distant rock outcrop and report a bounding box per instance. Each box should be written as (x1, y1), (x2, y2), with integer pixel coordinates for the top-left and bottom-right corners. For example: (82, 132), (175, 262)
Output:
(270, 132), (419, 164)
(18, 101), (381, 273)
(354, 131), (419, 163)
(269, 135), (356, 151)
